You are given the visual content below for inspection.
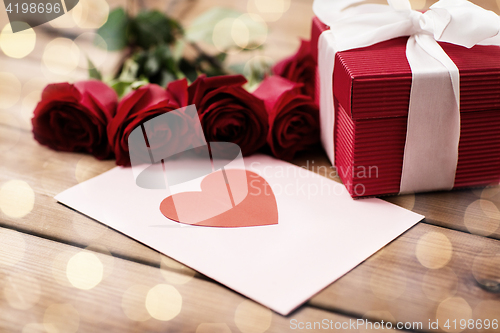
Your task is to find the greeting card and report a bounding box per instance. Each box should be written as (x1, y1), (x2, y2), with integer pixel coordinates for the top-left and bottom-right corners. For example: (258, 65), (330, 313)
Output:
(56, 155), (423, 315)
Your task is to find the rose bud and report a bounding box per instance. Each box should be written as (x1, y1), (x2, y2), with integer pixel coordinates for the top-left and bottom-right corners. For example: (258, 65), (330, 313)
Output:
(273, 39), (316, 100)
(187, 75), (269, 156)
(31, 80), (117, 159)
(254, 76), (320, 161)
(107, 84), (193, 166)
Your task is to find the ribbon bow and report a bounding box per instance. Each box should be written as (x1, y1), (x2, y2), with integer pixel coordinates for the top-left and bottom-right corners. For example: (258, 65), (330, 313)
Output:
(314, 0), (500, 193)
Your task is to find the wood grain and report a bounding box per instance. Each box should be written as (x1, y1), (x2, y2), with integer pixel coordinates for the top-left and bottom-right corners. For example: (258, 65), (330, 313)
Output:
(0, 227), (411, 333)
(2, 0), (500, 330)
(1, 126), (500, 332)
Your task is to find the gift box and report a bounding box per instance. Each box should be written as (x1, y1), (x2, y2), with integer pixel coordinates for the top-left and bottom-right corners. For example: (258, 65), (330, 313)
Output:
(311, 13), (500, 198)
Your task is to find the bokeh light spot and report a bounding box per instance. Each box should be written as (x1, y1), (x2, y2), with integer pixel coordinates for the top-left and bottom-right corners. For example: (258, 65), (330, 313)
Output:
(464, 199), (500, 236)
(0, 23), (36, 58)
(145, 284), (182, 321)
(436, 297), (472, 333)
(66, 251), (104, 290)
(247, 0), (291, 22)
(0, 180), (35, 218)
(72, 0), (109, 29)
(234, 300), (272, 333)
(415, 232), (453, 269)
(42, 38), (80, 75)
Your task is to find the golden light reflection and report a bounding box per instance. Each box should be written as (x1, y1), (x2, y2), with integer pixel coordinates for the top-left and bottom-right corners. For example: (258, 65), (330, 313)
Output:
(473, 300), (500, 331)
(49, 9), (77, 28)
(72, 0), (109, 29)
(479, 185), (500, 199)
(196, 323), (232, 333)
(66, 251), (104, 290)
(415, 232), (453, 269)
(0, 23), (36, 58)
(121, 285), (151, 322)
(213, 18), (245, 54)
(43, 303), (80, 333)
(421, 267), (458, 302)
(436, 297), (472, 333)
(75, 156), (99, 184)
(247, 0), (291, 22)
(4, 272), (41, 310)
(369, 265), (407, 300)
(234, 300), (272, 333)
(464, 199), (500, 236)
(42, 38), (80, 75)
(0, 179), (35, 218)
(160, 256), (195, 285)
(0, 72), (21, 109)
(236, 14), (267, 49)
(145, 284), (182, 321)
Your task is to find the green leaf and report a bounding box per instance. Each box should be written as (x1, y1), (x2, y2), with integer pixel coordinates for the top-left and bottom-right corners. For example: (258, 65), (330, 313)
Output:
(129, 11), (183, 49)
(110, 79), (149, 98)
(172, 39), (185, 62)
(118, 58), (140, 82)
(184, 7), (241, 44)
(87, 58), (102, 80)
(96, 8), (129, 51)
(228, 62), (246, 75)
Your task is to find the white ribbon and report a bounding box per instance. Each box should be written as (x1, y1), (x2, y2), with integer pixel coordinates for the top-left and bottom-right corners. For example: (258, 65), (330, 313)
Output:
(314, 0), (500, 193)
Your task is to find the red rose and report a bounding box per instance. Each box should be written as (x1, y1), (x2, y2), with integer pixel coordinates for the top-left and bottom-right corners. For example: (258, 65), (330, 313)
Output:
(254, 76), (320, 160)
(107, 84), (193, 166)
(273, 40), (316, 99)
(186, 75), (269, 156)
(31, 80), (117, 159)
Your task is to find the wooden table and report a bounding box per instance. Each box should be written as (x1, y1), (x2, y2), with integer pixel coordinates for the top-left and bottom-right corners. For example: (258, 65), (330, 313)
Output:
(0, 0), (499, 332)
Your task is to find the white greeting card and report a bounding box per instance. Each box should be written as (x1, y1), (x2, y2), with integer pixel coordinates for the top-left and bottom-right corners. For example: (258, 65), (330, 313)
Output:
(56, 155), (423, 315)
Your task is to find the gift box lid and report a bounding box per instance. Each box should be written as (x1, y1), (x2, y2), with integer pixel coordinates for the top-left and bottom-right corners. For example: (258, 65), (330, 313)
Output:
(312, 16), (500, 120)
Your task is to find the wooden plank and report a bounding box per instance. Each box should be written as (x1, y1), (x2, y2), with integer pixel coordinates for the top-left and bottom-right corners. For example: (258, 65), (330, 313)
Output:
(290, 148), (500, 240)
(0, 227), (409, 333)
(1, 127), (500, 331)
(0, 125), (177, 269)
(310, 222), (500, 332)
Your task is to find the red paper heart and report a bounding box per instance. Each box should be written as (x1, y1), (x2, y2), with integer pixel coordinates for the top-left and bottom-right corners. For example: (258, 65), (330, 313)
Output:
(160, 170), (278, 227)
